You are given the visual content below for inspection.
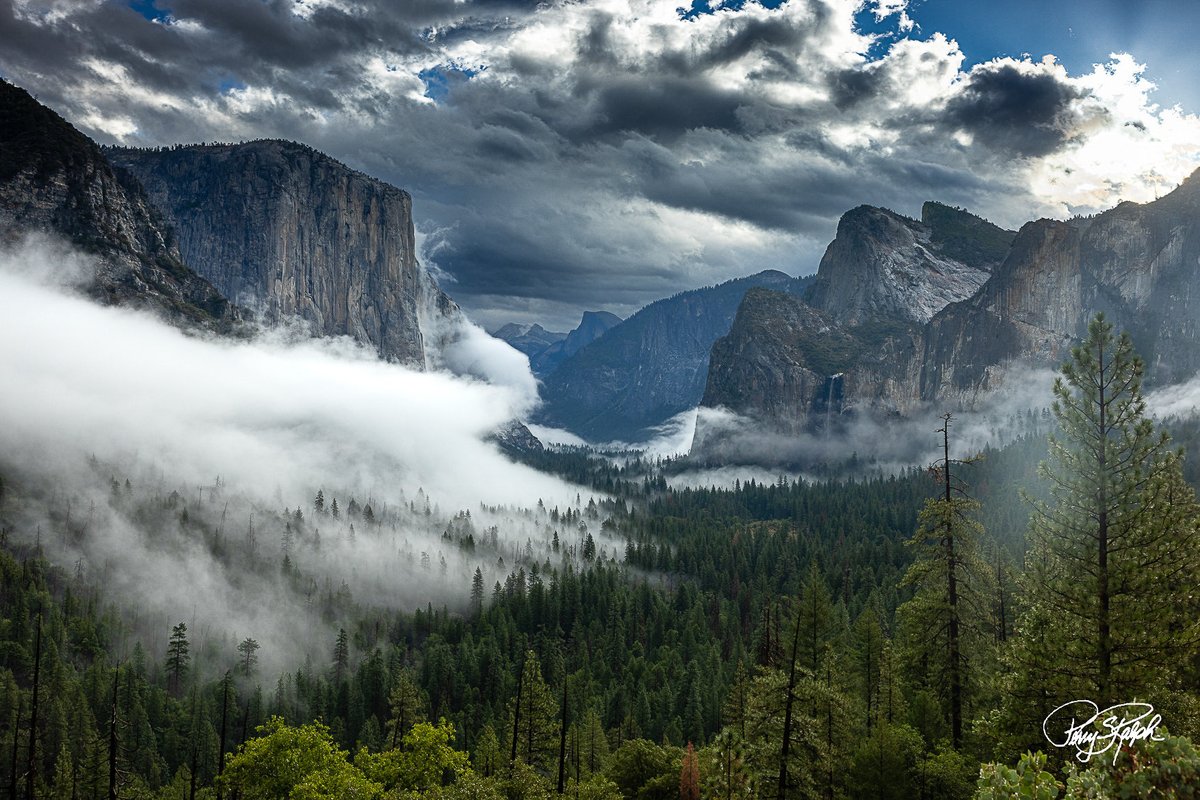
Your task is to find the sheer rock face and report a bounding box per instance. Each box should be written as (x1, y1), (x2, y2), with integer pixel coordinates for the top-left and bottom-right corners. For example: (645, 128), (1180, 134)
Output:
(701, 172), (1200, 442)
(0, 80), (234, 327)
(701, 288), (924, 435)
(110, 141), (454, 367)
(806, 203), (1008, 326)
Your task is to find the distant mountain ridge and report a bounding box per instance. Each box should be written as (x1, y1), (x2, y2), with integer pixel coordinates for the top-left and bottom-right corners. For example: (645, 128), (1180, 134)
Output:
(493, 323), (567, 359)
(536, 270), (813, 441)
(531, 311), (623, 376)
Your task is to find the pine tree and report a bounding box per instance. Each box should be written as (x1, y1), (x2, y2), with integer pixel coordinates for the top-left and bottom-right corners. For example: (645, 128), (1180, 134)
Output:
(333, 629), (350, 683)
(470, 568), (485, 618)
(237, 639), (260, 678)
(897, 413), (990, 749)
(314, 490), (325, 515)
(507, 650), (557, 776)
(796, 563), (833, 676)
(1013, 314), (1200, 710)
(474, 725), (502, 777)
(387, 670), (426, 748)
(853, 606), (884, 731)
(166, 622), (190, 697)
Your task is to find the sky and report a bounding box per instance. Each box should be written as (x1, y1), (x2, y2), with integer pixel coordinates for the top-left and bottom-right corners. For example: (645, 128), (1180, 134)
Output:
(3, 0), (1200, 331)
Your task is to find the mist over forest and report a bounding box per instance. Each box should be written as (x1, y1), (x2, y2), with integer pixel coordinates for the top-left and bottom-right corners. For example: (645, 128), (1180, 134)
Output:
(7, 2), (1200, 794)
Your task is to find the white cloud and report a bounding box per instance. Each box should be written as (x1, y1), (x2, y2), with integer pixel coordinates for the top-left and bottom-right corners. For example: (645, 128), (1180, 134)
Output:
(0, 235), (598, 673)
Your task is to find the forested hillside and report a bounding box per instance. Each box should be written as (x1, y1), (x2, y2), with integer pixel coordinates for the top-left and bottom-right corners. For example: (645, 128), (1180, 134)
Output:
(3, 316), (1200, 799)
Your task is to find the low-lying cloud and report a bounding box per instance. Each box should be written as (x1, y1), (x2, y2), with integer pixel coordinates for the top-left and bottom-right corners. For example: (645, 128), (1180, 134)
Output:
(0, 235), (595, 675)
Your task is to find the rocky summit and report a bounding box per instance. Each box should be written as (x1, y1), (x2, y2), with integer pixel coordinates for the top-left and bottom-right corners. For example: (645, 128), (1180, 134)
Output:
(806, 202), (1013, 326)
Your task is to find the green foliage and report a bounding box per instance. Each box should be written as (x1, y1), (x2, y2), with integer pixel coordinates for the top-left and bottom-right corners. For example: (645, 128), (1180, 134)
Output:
(357, 720), (470, 793)
(565, 774), (623, 800)
(606, 739), (679, 800)
(217, 717), (379, 800)
(1062, 733), (1200, 797)
(976, 735), (1200, 799)
(848, 721), (924, 800)
(975, 751), (1061, 800)
(1007, 314), (1200, 746)
(921, 201), (1015, 269)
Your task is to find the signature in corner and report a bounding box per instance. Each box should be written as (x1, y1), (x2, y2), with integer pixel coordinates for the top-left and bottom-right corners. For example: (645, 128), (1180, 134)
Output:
(1043, 700), (1164, 764)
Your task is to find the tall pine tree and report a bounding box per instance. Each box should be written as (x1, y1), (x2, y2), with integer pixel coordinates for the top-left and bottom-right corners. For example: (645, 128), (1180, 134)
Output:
(1013, 314), (1200, 713)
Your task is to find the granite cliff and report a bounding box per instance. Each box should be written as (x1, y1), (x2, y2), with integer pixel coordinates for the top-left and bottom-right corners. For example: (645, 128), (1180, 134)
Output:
(702, 173), (1200, 451)
(0, 80), (234, 327)
(109, 141), (456, 367)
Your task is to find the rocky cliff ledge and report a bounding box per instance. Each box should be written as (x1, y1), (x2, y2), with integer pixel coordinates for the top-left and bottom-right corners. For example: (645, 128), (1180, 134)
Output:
(110, 141), (454, 366)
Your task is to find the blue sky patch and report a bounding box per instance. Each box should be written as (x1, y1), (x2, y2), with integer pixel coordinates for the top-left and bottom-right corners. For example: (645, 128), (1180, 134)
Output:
(420, 64), (482, 103)
(128, 0), (171, 23)
(852, 5), (907, 62)
(678, 0), (786, 22)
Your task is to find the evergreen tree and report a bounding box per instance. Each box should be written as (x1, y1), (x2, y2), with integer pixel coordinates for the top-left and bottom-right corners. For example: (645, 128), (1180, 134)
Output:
(1011, 314), (1200, 715)
(796, 563), (834, 676)
(166, 622), (190, 697)
(471, 568), (486, 618)
(387, 670), (426, 748)
(507, 651), (557, 776)
(333, 629), (349, 683)
(237, 639), (260, 679)
(473, 725), (502, 778)
(897, 413), (990, 749)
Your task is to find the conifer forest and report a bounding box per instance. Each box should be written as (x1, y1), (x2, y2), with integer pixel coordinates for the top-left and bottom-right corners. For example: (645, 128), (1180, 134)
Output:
(5, 316), (1200, 799)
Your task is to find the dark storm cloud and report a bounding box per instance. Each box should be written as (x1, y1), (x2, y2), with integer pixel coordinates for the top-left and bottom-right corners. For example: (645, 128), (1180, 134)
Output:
(945, 63), (1086, 157)
(0, 0), (1185, 330)
(692, 15), (811, 71)
(592, 77), (745, 139)
(829, 66), (880, 110)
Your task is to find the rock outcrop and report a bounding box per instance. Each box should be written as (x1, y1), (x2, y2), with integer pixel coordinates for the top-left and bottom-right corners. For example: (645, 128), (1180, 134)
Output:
(806, 203), (1011, 325)
(109, 141), (454, 366)
(0, 80), (235, 327)
(537, 270), (812, 441)
(701, 289), (923, 433)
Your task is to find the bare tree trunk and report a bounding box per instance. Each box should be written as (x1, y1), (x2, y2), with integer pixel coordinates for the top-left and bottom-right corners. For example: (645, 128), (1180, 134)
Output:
(26, 618), (41, 800)
(556, 679), (568, 794)
(108, 669), (119, 800)
(778, 604), (802, 800)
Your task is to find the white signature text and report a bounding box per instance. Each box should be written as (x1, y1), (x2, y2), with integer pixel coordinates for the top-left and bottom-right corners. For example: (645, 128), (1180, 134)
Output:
(1043, 700), (1164, 764)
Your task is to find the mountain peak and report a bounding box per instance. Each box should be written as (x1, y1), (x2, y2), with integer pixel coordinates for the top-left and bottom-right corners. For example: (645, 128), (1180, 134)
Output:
(807, 203), (997, 326)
